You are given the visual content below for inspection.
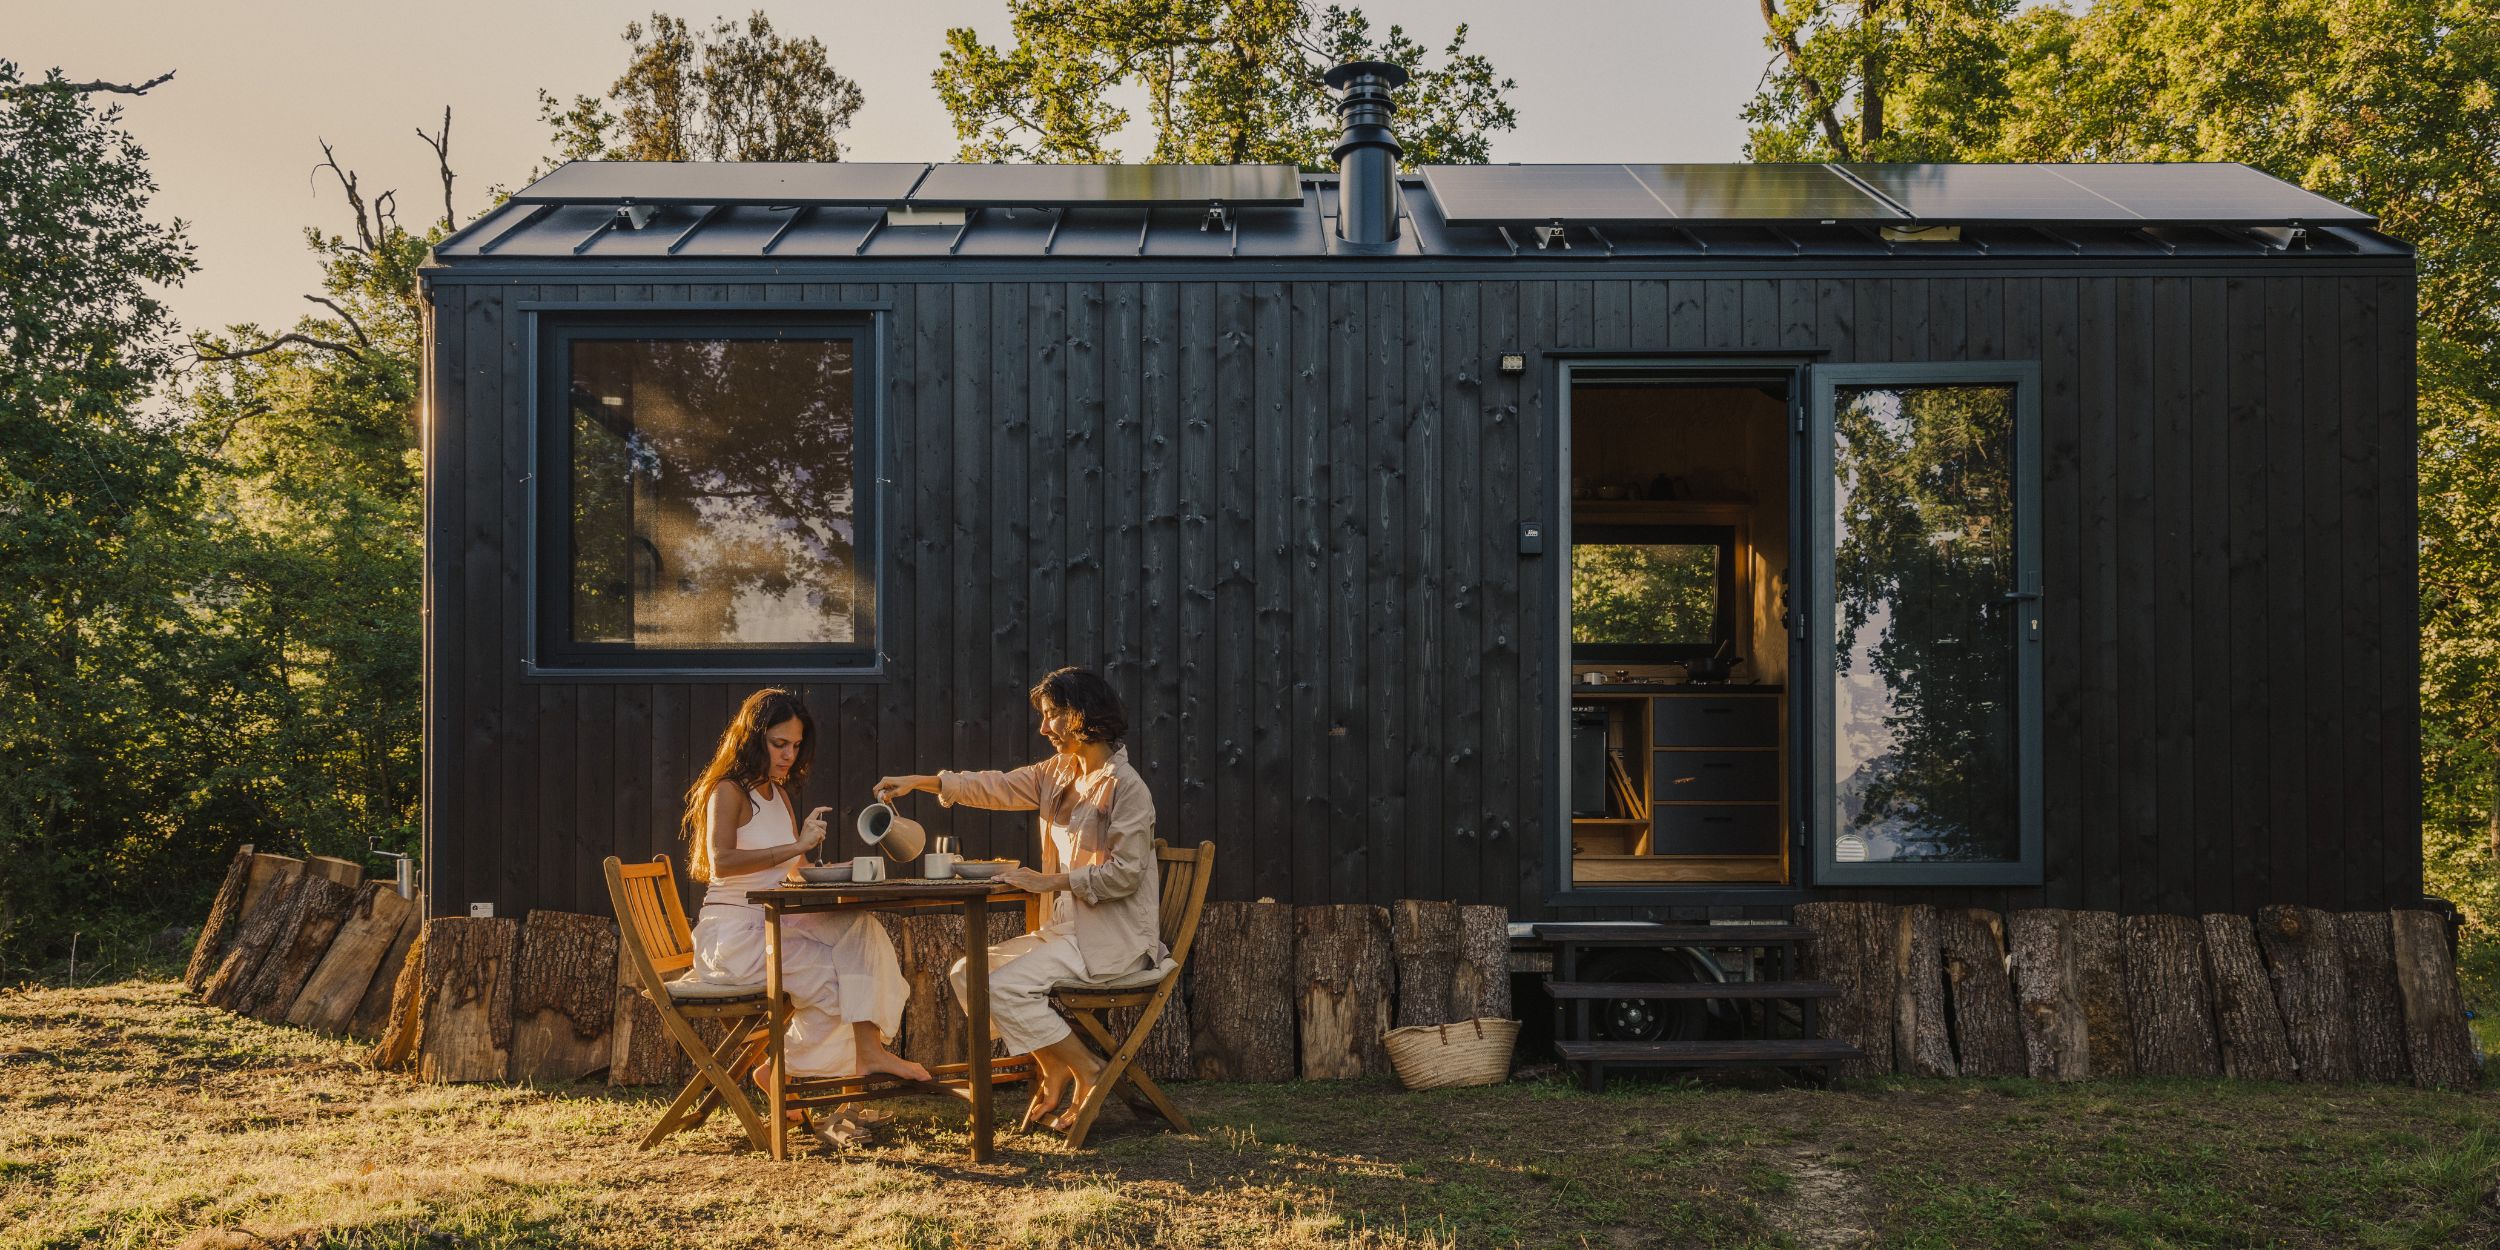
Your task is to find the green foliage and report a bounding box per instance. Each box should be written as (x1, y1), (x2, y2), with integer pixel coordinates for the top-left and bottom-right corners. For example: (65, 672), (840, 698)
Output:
(933, 1), (1517, 166)
(539, 10), (865, 164)
(1745, 0), (2024, 162)
(1570, 544), (1718, 646)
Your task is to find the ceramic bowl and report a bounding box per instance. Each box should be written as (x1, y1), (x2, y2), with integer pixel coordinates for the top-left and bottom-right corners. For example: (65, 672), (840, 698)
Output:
(796, 864), (854, 884)
(949, 859), (1021, 880)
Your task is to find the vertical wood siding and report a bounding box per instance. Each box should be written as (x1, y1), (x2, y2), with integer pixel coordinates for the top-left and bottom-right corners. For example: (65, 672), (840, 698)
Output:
(424, 269), (2419, 923)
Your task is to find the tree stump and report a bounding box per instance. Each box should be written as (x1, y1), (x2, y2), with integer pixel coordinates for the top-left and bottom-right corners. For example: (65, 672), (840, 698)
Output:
(1795, 901), (1897, 1077)
(2200, 913), (2296, 1081)
(1106, 992), (1193, 1082)
(2389, 910), (2479, 1088)
(2256, 904), (2355, 1083)
(885, 908), (1027, 1067)
(184, 845), (257, 993)
(1190, 900), (1296, 1081)
(1391, 900), (1461, 1027)
(200, 872), (310, 1012)
(415, 916), (521, 1084)
(2332, 911), (2411, 1085)
(347, 903), (422, 1042)
(1937, 908), (2023, 1077)
(509, 911), (620, 1083)
(1452, 905), (1513, 1021)
(1294, 904), (1392, 1079)
(305, 855), (364, 888)
(1894, 904), (1955, 1077)
(2121, 914), (2219, 1077)
(235, 854), (305, 930)
(608, 949), (685, 1088)
(368, 924), (429, 1072)
(2006, 909), (2132, 1079)
(286, 883), (415, 1035)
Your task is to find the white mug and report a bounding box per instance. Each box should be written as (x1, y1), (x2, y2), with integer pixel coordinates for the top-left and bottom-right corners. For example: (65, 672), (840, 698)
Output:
(923, 851), (958, 880)
(849, 855), (885, 883)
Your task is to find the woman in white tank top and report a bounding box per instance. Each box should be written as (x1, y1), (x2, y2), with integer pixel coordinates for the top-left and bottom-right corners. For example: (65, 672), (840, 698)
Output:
(682, 689), (927, 1141)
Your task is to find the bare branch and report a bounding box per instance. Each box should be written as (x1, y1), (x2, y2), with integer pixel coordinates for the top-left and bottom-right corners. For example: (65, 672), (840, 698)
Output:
(190, 332), (366, 365)
(44, 70), (178, 96)
(302, 295), (371, 348)
(1760, 0), (1852, 160)
(418, 106), (455, 229)
(313, 139), (382, 255)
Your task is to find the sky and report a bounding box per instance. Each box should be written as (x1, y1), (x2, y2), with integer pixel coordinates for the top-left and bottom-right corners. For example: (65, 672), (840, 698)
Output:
(15, 1), (1774, 336)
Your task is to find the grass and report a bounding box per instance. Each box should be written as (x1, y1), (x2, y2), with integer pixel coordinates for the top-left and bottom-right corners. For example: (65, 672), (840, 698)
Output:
(3, 980), (2496, 1249)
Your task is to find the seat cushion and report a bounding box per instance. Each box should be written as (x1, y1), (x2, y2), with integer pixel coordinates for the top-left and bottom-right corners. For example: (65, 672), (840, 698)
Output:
(665, 975), (766, 1001)
(1055, 957), (1177, 994)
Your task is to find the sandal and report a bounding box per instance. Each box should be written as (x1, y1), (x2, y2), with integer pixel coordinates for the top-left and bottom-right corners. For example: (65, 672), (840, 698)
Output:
(803, 1112), (874, 1151)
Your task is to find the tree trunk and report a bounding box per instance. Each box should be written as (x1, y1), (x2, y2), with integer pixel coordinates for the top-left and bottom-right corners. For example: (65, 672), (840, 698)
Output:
(2200, 913), (2296, 1081)
(369, 924), (430, 1072)
(346, 900), (421, 1042)
(1452, 905), (1513, 1021)
(2332, 911), (2411, 1085)
(234, 875), (360, 1023)
(201, 871), (309, 1011)
(2071, 911), (2136, 1078)
(607, 948), (686, 1088)
(2121, 914), (2219, 1077)
(1795, 901), (1897, 1077)
(880, 908), (1027, 1068)
(1937, 908), (2023, 1077)
(508, 911), (620, 1083)
(286, 882), (414, 1035)
(235, 854), (305, 930)
(2389, 909), (2479, 1088)
(305, 855), (364, 888)
(2256, 904), (2355, 1083)
(415, 916), (521, 1084)
(1391, 900), (1461, 1027)
(1189, 900), (1296, 1081)
(184, 845), (257, 993)
(2007, 909), (2133, 1080)
(1894, 904), (1955, 1077)
(1294, 904), (1392, 1079)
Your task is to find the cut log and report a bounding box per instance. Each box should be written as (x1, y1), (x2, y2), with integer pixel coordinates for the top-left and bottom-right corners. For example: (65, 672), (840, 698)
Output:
(2070, 911), (2136, 1079)
(235, 854), (305, 928)
(2332, 911), (2410, 1085)
(286, 882), (415, 1034)
(184, 845), (257, 993)
(884, 908), (1028, 1067)
(1937, 908), (2023, 1077)
(2390, 910), (2479, 1088)
(607, 958), (685, 1088)
(1294, 904), (1393, 1079)
(1894, 904), (1954, 1077)
(2121, 914), (2219, 1077)
(201, 871), (309, 1011)
(234, 875), (360, 1023)
(346, 902), (421, 1042)
(1190, 900), (1296, 1081)
(1391, 900), (1461, 1027)
(2200, 913), (2297, 1081)
(306, 855), (364, 888)
(1106, 990), (1192, 1082)
(1795, 901), (1897, 1078)
(415, 916), (521, 1083)
(2256, 904), (2355, 1083)
(2006, 909), (2132, 1079)
(369, 923), (429, 1071)
(508, 911), (620, 1083)
(1452, 905), (1513, 1021)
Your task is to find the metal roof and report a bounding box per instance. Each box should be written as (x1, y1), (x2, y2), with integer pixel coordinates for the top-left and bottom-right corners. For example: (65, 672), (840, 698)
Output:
(432, 161), (2401, 266)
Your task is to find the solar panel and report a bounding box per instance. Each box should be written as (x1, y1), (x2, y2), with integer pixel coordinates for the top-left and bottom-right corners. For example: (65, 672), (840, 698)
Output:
(1424, 163), (1902, 225)
(909, 163), (1303, 207)
(1841, 163), (2373, 226)
(509, 161), (931, 205)
(1629, 164), (1900, 221)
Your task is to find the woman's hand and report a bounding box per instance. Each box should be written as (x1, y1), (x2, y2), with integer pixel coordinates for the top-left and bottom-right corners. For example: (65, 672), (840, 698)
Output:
(872, 774), (935, 803)
(999, 866), (1062, 895)
(798, 806), (832, 852)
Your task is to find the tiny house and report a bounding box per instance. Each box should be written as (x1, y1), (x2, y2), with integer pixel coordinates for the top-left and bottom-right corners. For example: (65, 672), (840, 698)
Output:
(417, 66), (2420, 929)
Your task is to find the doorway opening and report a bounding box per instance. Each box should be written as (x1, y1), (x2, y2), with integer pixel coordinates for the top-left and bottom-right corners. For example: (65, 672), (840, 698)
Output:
(1565, 374), (1795, 888)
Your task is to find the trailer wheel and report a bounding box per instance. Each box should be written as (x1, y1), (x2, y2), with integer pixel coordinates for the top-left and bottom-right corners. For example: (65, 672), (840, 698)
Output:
(1580, 947), (1713, 1043)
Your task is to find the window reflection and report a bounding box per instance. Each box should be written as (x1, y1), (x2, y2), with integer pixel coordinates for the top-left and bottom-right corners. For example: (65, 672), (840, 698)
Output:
(1572, 542), (1721, 646)
(1831, 384), (2017, 862)
(568, 337), (869, 649)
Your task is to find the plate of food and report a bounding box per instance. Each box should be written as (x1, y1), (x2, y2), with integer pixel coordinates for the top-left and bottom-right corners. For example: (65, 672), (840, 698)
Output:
(795, 864), (853, 884)
(950, 858), (1021, 880)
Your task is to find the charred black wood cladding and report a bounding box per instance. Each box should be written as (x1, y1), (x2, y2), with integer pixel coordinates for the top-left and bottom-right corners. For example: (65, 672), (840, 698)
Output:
(421, 269), (2419, 923)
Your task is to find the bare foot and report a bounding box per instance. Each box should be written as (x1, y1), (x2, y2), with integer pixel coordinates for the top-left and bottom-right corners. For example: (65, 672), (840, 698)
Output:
(1021, 1081), (1068, 1132)
(859, 1048), (931, 1084)
(1049, 1079), (1097, 1133)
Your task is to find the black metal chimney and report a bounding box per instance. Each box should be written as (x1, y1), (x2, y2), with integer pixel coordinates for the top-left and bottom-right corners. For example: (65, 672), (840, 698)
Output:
(1324, 60), (1408, 246)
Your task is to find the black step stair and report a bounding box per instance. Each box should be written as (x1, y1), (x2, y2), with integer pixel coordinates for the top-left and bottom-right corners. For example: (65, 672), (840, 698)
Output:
(1543, 978), (1838, 1001)
(1531, 923), (1813, 946)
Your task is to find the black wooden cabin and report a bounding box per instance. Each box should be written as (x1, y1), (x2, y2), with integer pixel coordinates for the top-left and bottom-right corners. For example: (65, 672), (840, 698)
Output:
(418, 91), (2418, 929)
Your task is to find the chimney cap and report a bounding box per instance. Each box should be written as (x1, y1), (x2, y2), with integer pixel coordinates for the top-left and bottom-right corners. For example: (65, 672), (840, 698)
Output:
(1323, 60), (1410, 93)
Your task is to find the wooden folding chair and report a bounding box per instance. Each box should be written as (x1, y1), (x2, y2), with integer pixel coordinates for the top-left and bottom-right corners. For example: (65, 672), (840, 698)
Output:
(1048, 839), (1215, 1149)
(602, 854), (776, 1151)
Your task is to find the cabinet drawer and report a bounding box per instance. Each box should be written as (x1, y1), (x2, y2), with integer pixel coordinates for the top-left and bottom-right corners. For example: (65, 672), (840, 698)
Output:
(1653, 750), (1779, 803)
(1651, 805), (1783, 856)
(1651, 695), (1779, 747)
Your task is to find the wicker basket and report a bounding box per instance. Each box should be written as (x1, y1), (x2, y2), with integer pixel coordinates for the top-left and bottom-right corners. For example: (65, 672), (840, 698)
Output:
(1384, 1016), (1521, 1090)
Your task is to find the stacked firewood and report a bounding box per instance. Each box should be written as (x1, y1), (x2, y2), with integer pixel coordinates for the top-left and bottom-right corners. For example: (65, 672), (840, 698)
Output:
(1794, 901), (2481, 1087)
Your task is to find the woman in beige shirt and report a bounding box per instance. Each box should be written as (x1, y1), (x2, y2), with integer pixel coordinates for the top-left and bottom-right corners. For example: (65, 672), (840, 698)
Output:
(875, 666), (1164, 1134)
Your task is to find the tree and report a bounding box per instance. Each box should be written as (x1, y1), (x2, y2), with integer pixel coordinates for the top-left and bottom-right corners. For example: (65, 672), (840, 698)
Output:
(0, 61), (200, 970)
(1744, 0), (2022, 162)
(934, 1), (1518, 166)
(541, 11), (865, 164)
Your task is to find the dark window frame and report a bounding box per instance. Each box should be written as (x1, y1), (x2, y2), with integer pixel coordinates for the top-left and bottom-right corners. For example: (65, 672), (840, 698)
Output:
(530, 313), (882, 674)
(1569, 522), (1739, 663)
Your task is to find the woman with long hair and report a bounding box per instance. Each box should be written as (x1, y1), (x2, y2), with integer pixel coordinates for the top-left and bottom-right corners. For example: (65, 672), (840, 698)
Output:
(875, 666), (1162, 1135)
(684, 688), (928, 1144)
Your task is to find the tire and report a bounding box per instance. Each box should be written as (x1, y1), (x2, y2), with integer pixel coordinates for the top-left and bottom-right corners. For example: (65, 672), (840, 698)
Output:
(1580, 947), (1715, 1043)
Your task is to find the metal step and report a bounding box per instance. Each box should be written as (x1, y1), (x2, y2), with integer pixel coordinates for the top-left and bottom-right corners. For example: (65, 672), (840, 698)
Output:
(1543, 978), (1837, 1001)
(1555, 1038), (1859, 1067)
(1530, 922), (1814, 946)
